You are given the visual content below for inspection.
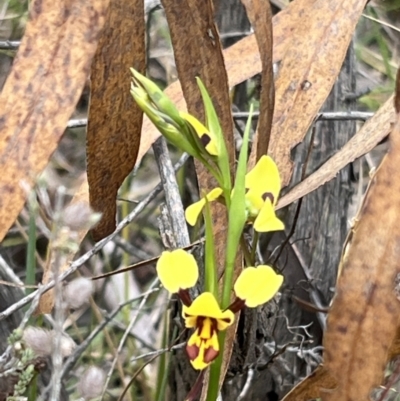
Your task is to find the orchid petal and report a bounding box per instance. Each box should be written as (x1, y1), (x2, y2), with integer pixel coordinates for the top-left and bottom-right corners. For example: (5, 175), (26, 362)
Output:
(185, 188), (223, 226)
(180, 111), (219, 156)
(156, 249), (198, 293)
(253, 199), (284, 233)
(183, 292), (234, 324)
(245, 155), (281, 203)
(234, 266), (283, 308)
(186, 320), (221, 370)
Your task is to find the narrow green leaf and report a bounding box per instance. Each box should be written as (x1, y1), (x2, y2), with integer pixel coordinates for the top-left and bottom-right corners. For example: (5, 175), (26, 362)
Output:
(222, 104), (254, 308)
(196, 78), (231, 194)
(203, 197), (218, 297)
(206, 105), (254, 401)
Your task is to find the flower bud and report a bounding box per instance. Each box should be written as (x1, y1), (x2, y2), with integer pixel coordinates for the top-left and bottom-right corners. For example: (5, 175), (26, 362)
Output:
(131, 68), (183, 127)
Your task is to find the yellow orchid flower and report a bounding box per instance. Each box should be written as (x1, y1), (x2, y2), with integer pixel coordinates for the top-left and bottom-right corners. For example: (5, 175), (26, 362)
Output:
(156, 249), (283, 370)
(185, 155), (284, 232)
(183, 292), (234, 370)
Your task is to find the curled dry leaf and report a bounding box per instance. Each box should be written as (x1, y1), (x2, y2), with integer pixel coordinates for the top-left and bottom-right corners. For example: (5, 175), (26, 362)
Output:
(0, 0), (109, 242)
(87, 0), (145, 241)
(268, 0), (368, 186)
(277, 96), (394, 210)
(322, 72), (400, 401)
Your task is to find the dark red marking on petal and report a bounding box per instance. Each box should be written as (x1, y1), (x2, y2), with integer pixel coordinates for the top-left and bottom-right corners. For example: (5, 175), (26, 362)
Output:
(186, 343), (200, 361)
(200, 133), (211, 148)
(262, 192), (275, 204)
(211, 318), (218, 332)
(178, 289), (192, 307)
(204, 346), (219, 363)
(227, 297), (246, 314)
(196, 316), (205, 336)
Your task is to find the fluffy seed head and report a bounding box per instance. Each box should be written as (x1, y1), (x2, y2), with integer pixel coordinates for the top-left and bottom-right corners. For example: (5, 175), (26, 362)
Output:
(62, 202), (101, 232)
(63, 277), (94, 310)
(23, 327), (53, 357)
(78, 366), (106, 400)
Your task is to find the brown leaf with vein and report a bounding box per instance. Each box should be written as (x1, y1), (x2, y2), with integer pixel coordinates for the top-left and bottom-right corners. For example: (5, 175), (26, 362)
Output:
(0, 0), (109, 243)
(281, 365), (337, 401)
(35, 0), (307, 317)
(63, 0), (315, 243)
(269, 0), (368, 186)
(241, 0), (275, 165)
(160, 0), (236, 393)
(277, 96), (394, 210)
(136, 0), (316, 164)
(322, 72), (400, 401)
(87, 0), (145, 241)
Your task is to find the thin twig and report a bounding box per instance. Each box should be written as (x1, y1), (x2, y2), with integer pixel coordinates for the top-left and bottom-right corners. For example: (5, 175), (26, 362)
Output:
(0, 40), (20, 50)
(237, 368), (255, 400)
(130, 342), (185, 363)
(232, 110), (373, 121)
(65, 111), (374, 133)
(60, 287), (160, 381)
(107, 137), (191, 398)
(0, 153), (190, 322)
(100, 278), (160, 399)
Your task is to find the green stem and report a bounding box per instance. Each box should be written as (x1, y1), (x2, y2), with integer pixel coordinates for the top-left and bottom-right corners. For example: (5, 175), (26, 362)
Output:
(206, 331), (225, 401)
(204, 200), (218, 298)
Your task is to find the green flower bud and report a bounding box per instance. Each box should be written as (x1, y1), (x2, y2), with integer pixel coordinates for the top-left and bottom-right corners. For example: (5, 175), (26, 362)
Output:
(131, 68), (184, 127)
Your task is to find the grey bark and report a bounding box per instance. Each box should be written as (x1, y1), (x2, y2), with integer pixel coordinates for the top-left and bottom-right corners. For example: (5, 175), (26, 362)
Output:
(266, 44), (356, 396)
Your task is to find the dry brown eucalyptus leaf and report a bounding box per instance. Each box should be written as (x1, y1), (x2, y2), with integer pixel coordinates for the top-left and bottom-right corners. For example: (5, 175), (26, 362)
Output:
(277, 96), (394, 210)
(0, 0), (109, 243)
(63, 0), (317, 252)
(388, 325), (400, 361)
(322, 71), (400, 401)
(136, 0), (316, 164)
(281, 365), (337, 401)
(87, 0), (145, 241)
(269, 0), (368, 186)
(160, 0), (236, 394)
(241, 0), (275, 165)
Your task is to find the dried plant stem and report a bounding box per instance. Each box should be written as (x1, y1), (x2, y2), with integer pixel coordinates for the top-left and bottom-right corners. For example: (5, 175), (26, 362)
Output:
(66, 111), (374, 130)
(60, 287), (160, 380)
(152, 137), (190, 248)
(101, 278), (160, 398)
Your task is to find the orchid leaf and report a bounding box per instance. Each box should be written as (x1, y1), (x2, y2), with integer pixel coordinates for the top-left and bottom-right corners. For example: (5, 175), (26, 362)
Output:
(204, 196), (218, 298)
